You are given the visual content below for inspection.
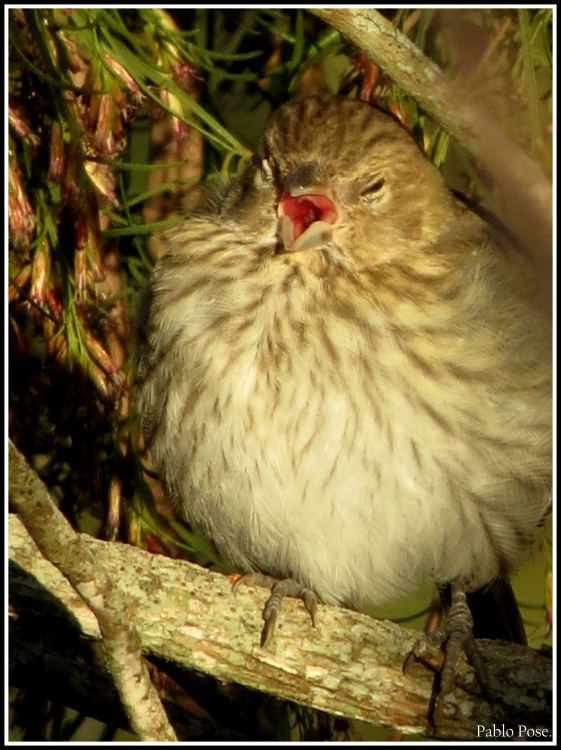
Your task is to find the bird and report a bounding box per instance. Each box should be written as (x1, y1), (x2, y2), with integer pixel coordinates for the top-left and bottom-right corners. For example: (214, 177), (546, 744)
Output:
(134, 95), (551, 716)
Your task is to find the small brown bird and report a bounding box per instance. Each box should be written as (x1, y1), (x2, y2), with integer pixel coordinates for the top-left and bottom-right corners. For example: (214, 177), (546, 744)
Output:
(135, 96), (551, 710)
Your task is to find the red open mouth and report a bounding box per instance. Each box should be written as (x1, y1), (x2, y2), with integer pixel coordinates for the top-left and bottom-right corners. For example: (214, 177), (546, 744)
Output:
(278, 191), (340, 250)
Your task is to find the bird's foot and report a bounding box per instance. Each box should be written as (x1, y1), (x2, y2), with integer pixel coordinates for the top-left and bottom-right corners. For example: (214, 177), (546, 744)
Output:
(404, 584), (491, 728)
(233, 572), (317, 648)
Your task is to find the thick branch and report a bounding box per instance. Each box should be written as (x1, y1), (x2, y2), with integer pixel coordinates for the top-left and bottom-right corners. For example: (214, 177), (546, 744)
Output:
(9, 513), (552, 741)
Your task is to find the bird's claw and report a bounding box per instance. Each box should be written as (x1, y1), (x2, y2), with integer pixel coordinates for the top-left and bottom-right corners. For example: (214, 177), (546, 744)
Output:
(404, 585), (492, 728)
(233, 573), (317, 648)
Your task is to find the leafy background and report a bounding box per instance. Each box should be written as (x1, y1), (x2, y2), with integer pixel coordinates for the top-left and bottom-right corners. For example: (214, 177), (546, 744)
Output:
(8, 8), (552, 742)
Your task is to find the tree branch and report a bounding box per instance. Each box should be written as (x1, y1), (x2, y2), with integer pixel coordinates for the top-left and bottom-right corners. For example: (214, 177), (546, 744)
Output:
(9, 511), (552, 740)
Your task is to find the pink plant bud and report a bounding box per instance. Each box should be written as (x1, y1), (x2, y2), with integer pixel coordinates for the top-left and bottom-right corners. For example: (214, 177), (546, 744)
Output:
(60, 146), (81, 207)
(95, 93), (112, 148)
(43, 317), (65, 359)
(359, 63), (380, 103)
(42, 18), (60, 69)
(74, 247), (87, 301)
(173, 62), (203, 95)
(104, 53), (140, 94)
(91, 89), (125, 157)
(64, 88), (79, 119)
(84, 87), (102, 134)
(8, 164), (36, 248)
(48, 121), (65, 182)
(168, 92), (189, 142)
(8, 102), (40, 146)
(75, 213), (88, 250)
(86, 331), (118, 375)
(45, 287), (63, 319)
(30, 240), (51, 308)
(84, 160), (118, 205)
(8, 264), (32, 303)
(107, 80), (127, 154)
(58, 29), (86, 74)
(85, 216), (105, 282)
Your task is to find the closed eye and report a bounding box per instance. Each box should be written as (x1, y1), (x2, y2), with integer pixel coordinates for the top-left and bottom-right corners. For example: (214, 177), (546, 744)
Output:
(360, 176), (386, 197)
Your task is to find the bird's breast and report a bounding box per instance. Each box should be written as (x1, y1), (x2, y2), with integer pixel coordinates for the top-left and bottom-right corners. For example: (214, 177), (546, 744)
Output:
(142, 247), (549, 607)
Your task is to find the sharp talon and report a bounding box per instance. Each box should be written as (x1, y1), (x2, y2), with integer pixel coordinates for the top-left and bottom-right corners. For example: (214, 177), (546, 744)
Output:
(260, 605), (278, 648)
(230, 573), (318, 647)
(302, 589), (317, 627)
(404, 584), (493, 728)
(463, 638), (492, 701)
(403, 641), (423, 674)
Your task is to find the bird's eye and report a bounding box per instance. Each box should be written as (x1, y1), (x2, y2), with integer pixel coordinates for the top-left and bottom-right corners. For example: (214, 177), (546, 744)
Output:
(359, 176), (386, 200)
(253, 157), (274, 188)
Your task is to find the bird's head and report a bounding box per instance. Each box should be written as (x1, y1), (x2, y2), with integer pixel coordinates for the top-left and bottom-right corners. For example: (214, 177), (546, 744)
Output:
(223, 96), (456, 274)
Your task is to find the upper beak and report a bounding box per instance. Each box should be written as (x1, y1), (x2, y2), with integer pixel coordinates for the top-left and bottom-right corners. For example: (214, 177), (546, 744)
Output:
(277, 161), (341, 251)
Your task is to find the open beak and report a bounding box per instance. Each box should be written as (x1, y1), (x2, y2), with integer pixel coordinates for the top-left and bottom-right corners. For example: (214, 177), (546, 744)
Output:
(277, 161), (341, 251)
